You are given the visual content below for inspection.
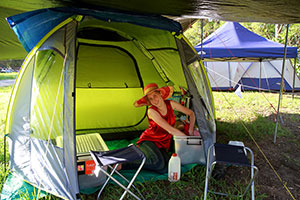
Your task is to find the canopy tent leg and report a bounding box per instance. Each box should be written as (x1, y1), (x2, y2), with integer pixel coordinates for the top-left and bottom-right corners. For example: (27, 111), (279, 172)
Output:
(200, 19), (204, 60)
(274, 24), (289, 143)
(259, 60), (262, 92)
(292, 57), (297, 99)
(228, 62), (231, 90)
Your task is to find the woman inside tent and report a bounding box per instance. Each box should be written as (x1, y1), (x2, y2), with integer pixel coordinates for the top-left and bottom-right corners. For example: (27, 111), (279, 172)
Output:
(123, 83), (197, 174)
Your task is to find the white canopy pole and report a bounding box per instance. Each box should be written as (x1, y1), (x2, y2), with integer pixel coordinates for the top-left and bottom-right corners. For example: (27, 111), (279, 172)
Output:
(259, 60), (262, 92)
(292, 57), (297, 99)
(274, 24), (289, 143)
(200, 19), (204, 60)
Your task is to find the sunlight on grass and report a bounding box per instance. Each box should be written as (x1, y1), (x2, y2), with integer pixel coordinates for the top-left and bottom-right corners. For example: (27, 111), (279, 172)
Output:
(213, 91), (300, 123)
(0, 86), (12, 137)
(0, 86), (12, 192)
(213, 91), (300, 142)
(0, 72), (18, 80)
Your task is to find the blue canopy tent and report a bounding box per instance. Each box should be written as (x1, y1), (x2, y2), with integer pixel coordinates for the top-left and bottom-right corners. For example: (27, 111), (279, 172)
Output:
(194, 22), (300, 91)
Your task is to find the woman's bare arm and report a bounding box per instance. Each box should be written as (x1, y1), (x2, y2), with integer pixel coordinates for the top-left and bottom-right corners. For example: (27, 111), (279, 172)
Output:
(170, 100), (195, 135)
(148, 109), (186, 136)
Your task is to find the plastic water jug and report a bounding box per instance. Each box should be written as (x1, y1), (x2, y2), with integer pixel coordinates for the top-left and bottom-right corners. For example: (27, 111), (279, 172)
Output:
(168, 153), (181, 182)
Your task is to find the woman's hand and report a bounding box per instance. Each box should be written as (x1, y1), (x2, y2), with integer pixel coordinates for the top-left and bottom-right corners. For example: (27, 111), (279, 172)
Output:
(170, 100), (196, 133)
(188, 129), (193, 136)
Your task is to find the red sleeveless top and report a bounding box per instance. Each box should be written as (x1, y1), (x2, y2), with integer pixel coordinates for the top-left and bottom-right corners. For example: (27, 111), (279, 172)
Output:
(137, 100), (175, 150)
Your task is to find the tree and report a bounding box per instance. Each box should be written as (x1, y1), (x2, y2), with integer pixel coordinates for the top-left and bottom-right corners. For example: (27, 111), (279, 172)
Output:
(0, 59), (23, 71)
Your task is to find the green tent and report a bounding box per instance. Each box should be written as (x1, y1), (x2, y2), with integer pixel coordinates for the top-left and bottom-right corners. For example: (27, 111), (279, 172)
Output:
(2, 8), (215, 199)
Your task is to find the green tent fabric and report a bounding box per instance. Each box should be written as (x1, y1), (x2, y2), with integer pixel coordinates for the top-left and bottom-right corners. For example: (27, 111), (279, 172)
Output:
(0, 7), (27, 60)
(80, 164), (197, 195)
(80, 138), (197, 195)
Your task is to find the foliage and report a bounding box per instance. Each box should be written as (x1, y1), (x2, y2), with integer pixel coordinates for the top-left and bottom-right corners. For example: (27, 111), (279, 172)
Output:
(0, 59), (23, 71)
(184, 19), (225, 46)
(184, 20), (300, 75)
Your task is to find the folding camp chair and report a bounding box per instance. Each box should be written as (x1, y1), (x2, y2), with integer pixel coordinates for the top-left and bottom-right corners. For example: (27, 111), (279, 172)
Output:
(204, 143), (258, 200)
(90, 144), (146, 200)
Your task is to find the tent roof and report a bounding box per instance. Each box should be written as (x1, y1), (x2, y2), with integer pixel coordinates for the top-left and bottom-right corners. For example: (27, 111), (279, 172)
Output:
(1, 0), (300, 23)
(7, 7), (181, 53)
(194, 22), (298, 59)
(1, 0), (300, 61)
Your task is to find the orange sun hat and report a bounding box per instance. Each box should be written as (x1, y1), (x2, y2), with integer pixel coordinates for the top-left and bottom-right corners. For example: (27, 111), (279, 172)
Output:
(134, 83), (174, 107)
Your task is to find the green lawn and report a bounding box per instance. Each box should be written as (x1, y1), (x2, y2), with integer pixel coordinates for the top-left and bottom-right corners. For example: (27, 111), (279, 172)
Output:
(0, 86), (12, 197)
(0, 86), (12, 150)
(213, 91), (299, 141)
(0, 72), (18, 80)
(0, 85), (299, 199)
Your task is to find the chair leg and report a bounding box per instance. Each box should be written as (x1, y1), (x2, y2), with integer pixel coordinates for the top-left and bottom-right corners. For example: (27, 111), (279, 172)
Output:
(109, 166), (146, 200)
(203, 164), (210, 200)
(245, 147), (259, 200)
(97, 166), (142, 200)
(204, 145), (214, 200)
(120, 157), (146, 200)
(97, 164), (119, 200)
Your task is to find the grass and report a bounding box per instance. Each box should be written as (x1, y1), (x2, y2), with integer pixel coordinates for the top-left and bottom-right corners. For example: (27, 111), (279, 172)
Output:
(0, 80), (299, 199)
(213, 91), (299, 142)
(0, 86), (12, 196)
(0, 86), (11, 164)
(0, 72), (18, 80)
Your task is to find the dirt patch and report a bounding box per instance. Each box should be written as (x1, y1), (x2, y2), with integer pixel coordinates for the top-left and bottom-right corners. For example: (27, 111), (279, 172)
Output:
(243, 114), (300, 199)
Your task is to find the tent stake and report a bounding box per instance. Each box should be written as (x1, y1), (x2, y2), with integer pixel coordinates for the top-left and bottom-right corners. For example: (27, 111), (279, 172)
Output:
(274, 24), (289, 143)
(292, 57), (297, 99)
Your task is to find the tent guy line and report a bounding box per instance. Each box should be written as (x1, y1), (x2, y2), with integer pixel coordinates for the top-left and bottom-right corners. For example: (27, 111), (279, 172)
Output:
(205, 65), (286, 92)
(218, 90), (296, 200)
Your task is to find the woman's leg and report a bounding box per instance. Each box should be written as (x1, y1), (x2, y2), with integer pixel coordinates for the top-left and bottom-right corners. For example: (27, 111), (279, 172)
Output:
(122, 141), (170, 174)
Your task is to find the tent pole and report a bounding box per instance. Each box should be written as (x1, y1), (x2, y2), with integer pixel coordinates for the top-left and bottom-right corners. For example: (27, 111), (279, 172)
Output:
(200, 19), (204, 60)
(4, 134), (6, 171)
(259, 59), (262, 92)
(228, 62), (231, 90)
(292, 57), (297, 99)
(274, 24), (289, 143)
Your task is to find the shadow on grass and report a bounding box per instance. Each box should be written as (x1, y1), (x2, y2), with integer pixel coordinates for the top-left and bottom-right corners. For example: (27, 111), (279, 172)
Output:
(215, 112), (299, 144)
(215, 112), (300, 200)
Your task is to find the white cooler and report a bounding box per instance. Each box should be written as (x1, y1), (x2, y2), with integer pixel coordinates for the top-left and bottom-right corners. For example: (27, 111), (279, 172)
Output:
(174, 136), (206, 165)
